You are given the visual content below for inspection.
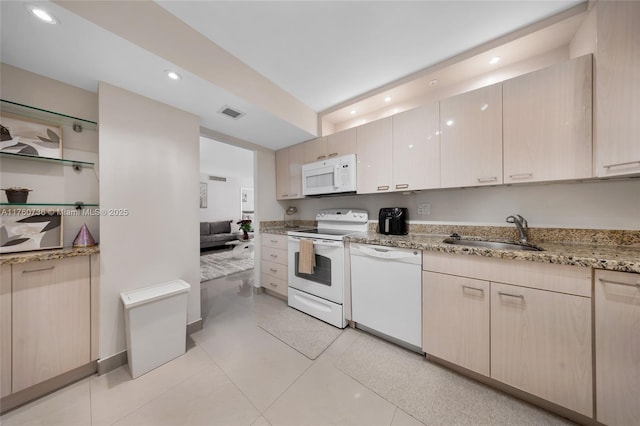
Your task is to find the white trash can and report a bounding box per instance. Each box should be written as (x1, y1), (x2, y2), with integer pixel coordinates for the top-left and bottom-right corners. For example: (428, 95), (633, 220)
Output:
(121, 280), (190, 378)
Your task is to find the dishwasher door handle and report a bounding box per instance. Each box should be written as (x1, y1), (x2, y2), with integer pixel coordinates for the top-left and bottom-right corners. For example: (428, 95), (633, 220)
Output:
(354, 245), (418, 260)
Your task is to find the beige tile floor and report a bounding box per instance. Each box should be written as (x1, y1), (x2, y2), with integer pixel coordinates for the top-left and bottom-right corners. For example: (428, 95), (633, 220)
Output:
(0, 270), (566, 426)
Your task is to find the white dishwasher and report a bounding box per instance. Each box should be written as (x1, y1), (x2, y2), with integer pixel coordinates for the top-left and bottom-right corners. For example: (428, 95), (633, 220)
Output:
(350, 243), (422, 349)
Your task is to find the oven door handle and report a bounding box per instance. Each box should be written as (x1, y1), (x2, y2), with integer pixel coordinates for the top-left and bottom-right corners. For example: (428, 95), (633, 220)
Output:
(288, 236), (343, 248)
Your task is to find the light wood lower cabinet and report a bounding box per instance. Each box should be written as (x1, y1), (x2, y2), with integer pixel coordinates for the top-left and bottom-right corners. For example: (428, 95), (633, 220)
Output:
(422, 271), (489, 376)
(595, 270), (640, 426)
(491, 282), (592, 417)
(261, 233), (288, 298)
(11, 256), (91, 393)
(1, 265), (11, 398)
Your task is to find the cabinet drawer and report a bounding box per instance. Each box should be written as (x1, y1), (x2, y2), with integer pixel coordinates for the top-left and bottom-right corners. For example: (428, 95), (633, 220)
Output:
(261, 246), (288, 266)
(261, 274), (287, 297)
(261, 260), (288, 282)
(423, 252), (591, 297)
(262, 234), (287, 250)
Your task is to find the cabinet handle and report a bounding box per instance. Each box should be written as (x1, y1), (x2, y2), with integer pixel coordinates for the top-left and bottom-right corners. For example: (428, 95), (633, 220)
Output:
(377, 186), (390, 191)
(270, 268), (278, 273)
(477, 177), (498, 183)
(599, 278), (640, 288)
(395, 184), (409, 189)
(317, 155), (327, 160)
(270, 240), (278, 243)
(281, 194), (289, 198)
(462, 285), (484, 293)
(269, 282), (278, 287)
(498, 291), (524, 299)
(290, 193), (298, 197)
(328, 152), (338, 158)
(509, 173), (533, 180)
(270, 254), (278, 258)
(603, 160), (640, 169)
(22, 266), (55, 274)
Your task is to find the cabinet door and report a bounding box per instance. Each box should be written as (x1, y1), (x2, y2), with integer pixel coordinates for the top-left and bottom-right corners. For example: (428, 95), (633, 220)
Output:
(326, 128), (356, 159)
(440, 84), (503, 188)
(1, 265), (10, 398)
(275, 148), (290, 200)
(595, 270), (640, 426)
(491, 282), (592, 416)
(303, 137), (327, 164)
(595, 1), (640, 177)
(504, 55), (593, 183)
(288, 143), (304, 199)
(393, 103), (440, 191)
(12, 257), (91, 393)
(356, 117), (393, 194)
(422, 272), (489, 376)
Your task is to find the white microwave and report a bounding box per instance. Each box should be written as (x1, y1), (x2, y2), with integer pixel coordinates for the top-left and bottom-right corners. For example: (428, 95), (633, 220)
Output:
(302, 154), (357, 196)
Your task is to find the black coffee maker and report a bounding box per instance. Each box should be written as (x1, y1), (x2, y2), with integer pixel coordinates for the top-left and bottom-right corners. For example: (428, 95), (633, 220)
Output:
(378, 207), (408, 235)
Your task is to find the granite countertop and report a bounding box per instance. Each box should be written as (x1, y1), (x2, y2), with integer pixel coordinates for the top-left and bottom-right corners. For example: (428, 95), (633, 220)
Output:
(346, 232), (640, 274)
(0, 246), (100, 265)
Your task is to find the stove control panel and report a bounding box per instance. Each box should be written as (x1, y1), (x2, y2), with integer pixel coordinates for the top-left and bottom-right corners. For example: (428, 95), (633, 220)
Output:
(315, 209), (368, 223)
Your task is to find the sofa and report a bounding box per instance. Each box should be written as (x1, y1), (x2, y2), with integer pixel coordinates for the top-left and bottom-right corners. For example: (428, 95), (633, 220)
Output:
(200, 220), (241, 250)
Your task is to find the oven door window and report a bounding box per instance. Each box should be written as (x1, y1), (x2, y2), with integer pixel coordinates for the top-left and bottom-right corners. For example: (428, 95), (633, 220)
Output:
(294, 252), (331, 286)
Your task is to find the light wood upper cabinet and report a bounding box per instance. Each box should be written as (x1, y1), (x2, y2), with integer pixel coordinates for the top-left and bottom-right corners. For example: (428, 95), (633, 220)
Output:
(275, 144), (304, 200)
(595, 1), (640, 177)
(327, 128), (357, 159)
(503, 55), (593, 183)
(595, 270), (640, 426)
(11, 257), (91, 393)
(440, 83), (503, 188)
(392, 103), (440, 190)
(422, 271), (489, 376)
(491, 282), (592, 417)
(302, 137), (327, 164)
(1, 265), (11, 398)
(356, 116), (393, 194)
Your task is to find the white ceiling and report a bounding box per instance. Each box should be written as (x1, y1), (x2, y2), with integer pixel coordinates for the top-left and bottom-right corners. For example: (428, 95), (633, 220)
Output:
(1, 0), (584, 150)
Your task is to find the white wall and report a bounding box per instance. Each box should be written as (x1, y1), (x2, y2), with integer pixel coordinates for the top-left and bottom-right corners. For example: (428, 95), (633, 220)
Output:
(289, 179), (640, 230)
(99, 82), (200, 359)
(199, 175), (248, 225)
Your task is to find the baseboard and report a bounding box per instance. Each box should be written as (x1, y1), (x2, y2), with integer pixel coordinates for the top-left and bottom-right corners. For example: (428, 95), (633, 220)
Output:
(97, 350), (128, 376)
(187, 319), (203, 335)
(0, 361), (97, 415)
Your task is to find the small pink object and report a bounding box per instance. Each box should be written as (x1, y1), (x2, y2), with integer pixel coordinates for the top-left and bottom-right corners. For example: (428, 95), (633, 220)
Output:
(73, 224), (96, 248)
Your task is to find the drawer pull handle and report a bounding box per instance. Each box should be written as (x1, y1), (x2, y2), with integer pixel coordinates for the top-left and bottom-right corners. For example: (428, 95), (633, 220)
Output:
(498, 291), (524, 299)
(377, 186), (389, 191)
(395, 184), (409, 189)
(270, 254), (278, 258)
(317, 155), (327, 160)
(599, 278), (640, 288)
(290, 193), (298, 197)
(509, 173), (533, 180)
(23, 267), (55, 274)
(328, 152), (338, 158)
(269, 282), (278, 287)
(462, 285), (484, 293)
(603, 160), (640, 169)
(281, 194), (289, 198)
(270, 268), (278, 273)
(477, 176), (498, 183)
(270, 240), (278, 243)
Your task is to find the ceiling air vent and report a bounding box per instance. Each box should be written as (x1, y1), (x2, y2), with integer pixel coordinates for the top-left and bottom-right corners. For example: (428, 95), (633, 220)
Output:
(208, 175), (227, 182)
(218, 105), (245, 120)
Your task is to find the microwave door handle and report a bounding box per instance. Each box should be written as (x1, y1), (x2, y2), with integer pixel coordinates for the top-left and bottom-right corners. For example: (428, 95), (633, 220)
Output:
(333, 164), (342, 189)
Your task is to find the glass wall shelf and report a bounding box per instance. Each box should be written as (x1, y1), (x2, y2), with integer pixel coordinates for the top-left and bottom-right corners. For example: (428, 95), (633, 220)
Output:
(0, 203), (99, 207)
(1, 99), (98, 131)
(0, 152), (94, 169)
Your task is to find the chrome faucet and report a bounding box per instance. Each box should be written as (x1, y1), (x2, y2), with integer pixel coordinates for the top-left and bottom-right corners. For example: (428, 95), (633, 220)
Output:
(506, 214), (529, 244)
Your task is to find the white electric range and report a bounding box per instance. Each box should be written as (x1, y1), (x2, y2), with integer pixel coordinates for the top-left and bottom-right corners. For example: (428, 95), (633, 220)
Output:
(287, 208), (368, 328)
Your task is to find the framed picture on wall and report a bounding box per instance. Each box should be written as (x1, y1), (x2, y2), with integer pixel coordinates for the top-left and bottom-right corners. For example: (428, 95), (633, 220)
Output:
(0, 210), (63, 253)
(200, 182), (207, 208)
(241, 187), (254, 212)
(1, 113), (63, 159)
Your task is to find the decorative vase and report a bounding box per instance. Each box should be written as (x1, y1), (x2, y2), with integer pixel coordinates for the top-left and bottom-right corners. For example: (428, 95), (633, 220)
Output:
(73, 224), (96, 248)
(242, 230), (249, 240)
(2, 187), (32, 203)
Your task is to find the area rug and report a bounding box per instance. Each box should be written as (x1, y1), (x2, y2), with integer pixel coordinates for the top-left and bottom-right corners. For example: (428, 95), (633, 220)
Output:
(257, 307), (343, 360)
(200, 250), (254, 282)
(335, 333), (572, 426)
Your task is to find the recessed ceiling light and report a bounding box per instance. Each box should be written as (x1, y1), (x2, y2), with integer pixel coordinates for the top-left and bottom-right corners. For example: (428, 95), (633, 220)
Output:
(446, 120), (454, 126)
(428, 79), (439, 86)
(165, 70), (182, 81)
(350, 110), (357, 115)
(489, 56), (501, 65)
(480, 104), (489, 111)
(26, 5), (59, 24)
(384, 96), (391, 102)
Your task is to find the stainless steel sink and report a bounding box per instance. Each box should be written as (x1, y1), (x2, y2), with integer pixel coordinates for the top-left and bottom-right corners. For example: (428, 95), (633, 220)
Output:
(443, 237), (543, 252)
